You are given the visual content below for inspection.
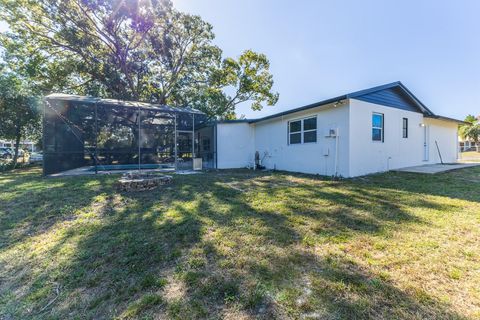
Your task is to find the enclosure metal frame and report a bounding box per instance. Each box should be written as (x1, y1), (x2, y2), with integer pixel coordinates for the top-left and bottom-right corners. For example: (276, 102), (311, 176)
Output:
(43, 94), (212, 175)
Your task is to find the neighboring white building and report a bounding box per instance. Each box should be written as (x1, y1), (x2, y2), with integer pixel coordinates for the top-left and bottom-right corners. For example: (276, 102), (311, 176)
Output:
(459, 140), (479, 152)
(214, 82), (464, 177)
(0, 139), (37, 152)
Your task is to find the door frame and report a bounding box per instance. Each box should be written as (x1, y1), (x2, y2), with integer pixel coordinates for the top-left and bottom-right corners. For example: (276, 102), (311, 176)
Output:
(423, 125), (429, 161)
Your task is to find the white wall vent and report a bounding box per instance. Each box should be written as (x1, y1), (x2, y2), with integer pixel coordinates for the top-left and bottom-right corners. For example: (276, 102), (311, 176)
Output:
(324, 128), (337, 137)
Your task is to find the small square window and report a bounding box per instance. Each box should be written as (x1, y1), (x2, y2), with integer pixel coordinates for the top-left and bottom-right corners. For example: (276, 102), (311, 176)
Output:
(303, 117), (317, 131)
(372, 128), (382, 141)
(290, 133), (301, 144)
(304, 131), (317, 143)
(289, 120), (301, 133)
(372, 114), (383, 128)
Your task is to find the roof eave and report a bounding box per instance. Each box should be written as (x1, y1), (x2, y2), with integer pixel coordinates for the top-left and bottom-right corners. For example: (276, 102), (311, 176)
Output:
(216, 119), (251, 124)
(424, 115), (467, 125)
(249, 95), (347, 123)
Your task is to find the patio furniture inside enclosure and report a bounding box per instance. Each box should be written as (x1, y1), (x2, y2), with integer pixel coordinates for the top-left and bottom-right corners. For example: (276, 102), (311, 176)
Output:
(43, 94), (216, 175)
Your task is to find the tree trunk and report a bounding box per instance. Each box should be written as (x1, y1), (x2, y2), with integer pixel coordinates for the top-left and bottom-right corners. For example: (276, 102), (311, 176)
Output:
(12, 127), (21, 167)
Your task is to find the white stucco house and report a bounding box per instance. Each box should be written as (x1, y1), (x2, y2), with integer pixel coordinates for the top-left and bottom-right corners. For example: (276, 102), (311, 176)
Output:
(213, 82), (464, 177)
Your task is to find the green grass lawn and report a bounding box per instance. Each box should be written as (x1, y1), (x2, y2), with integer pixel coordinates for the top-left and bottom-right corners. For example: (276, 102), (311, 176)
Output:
(1, 167), (479, 319)
(460, 151), (480, 162)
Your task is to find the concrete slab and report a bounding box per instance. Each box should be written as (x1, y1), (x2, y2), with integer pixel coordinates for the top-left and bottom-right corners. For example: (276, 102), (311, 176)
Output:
(394, 163), (480, 174)
(48, 166), (175, 177)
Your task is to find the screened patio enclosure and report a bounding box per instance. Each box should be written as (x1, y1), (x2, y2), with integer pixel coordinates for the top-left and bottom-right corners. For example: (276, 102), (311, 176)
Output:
(43, 94), (216, 175)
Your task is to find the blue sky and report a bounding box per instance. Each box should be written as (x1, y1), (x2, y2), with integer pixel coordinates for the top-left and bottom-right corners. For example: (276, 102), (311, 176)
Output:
(1, 2), (478, 120)
(174, 0), (480, 120)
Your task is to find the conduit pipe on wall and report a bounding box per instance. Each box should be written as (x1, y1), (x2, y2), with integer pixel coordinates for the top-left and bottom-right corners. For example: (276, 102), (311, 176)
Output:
(334, 128), (339, 177)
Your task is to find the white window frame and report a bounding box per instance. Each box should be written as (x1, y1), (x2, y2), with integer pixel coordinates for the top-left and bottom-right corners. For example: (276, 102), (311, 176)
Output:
(288, 116), (317, 145)
(372, 112), (384, 142)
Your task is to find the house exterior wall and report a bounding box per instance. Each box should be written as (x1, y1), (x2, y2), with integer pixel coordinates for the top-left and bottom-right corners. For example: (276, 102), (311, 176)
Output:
(253, 102), (350, 176)
(348, 99), (459, 177)
(349, 99), (426, 177)
(216, 122), (255, 169)
(424, 118), (458, 163)
(215, 99), (459, 177)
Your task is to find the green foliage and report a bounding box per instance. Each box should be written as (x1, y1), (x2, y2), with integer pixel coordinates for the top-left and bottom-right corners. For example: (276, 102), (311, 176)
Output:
(0, 72), (41, 163)
(123, 294), (163, 318)
(140, 274), (168, 290)
(464, 114), (478, 124)
(0, 161), (36, 172)
(459, 114), (480, 144)
(182, 50), (279, 119)
(0, 0), (279, 118)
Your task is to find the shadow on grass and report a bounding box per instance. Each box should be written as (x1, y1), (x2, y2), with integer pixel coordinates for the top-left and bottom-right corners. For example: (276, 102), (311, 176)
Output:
(355, 167), (480, 203)
(0, 169), (119, 251)
(0, 168), (472, 319)
(245, 249), (466, 319)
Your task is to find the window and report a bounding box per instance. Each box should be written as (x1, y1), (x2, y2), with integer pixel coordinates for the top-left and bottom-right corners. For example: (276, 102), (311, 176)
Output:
(402, 118), (408, 138)
(303, 117), (317, 143)
(289, 120), (302, 144)
(288, 116), (317, 144)
(372, 113), (384, 142)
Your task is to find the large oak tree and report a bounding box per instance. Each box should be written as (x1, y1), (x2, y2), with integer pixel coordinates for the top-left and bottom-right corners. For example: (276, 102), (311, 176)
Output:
(0, 0), (278, 118)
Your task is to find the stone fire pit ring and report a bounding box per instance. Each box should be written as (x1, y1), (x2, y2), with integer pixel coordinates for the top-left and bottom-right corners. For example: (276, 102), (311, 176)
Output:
(116, 172), (172, 192)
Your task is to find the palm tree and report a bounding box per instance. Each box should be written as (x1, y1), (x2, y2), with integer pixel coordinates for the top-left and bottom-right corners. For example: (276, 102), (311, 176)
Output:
(459, 115), (480, 152)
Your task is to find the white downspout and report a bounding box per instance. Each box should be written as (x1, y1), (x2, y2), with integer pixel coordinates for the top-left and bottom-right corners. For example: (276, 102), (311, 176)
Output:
(253, 122), (256, 168)
(281, 115), (284, 170)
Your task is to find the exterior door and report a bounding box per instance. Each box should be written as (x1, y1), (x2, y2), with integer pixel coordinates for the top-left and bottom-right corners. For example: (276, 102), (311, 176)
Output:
(423, 125), (429, 161)
(176, 131), (194, 170)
